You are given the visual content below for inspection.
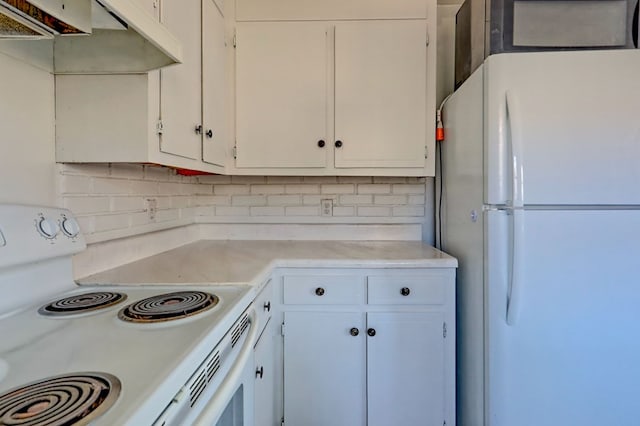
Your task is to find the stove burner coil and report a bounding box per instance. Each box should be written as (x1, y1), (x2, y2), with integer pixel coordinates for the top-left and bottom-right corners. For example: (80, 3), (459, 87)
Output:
(38, 292), (127, 316)
(118, 291), (218, 323)
(0, 372), (120, 426)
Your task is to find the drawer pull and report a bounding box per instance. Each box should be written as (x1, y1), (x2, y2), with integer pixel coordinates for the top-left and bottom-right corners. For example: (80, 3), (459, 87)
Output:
(315, 287), (325, 296)
(264, 301), (271, 312)
(400, 287), (411, 296)
(350, 327), (359, 336)
(367, 328), (376, 337)
(256, 366), (264, 379)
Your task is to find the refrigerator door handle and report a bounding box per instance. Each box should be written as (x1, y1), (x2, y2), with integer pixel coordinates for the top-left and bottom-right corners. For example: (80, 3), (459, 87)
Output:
(507, 209), (525, 325)
(505, 91), (525, 208)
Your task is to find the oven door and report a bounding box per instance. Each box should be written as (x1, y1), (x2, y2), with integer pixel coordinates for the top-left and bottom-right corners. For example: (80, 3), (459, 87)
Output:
(153, 309), (258, 426)
(195, 309), (257, 426)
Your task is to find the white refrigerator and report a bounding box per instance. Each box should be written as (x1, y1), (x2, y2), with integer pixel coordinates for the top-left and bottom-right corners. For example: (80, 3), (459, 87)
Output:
(441, 50), (640, 426)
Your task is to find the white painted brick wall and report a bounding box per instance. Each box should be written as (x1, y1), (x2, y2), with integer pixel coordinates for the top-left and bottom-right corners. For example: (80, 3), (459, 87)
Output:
(57, 164), (430, 242)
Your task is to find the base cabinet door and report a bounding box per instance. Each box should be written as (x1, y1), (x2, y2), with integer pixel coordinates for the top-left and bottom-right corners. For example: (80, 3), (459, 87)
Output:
(283, 311), (366, 426)
(367, 312), (446, 426)
(255, 321), (276, 426)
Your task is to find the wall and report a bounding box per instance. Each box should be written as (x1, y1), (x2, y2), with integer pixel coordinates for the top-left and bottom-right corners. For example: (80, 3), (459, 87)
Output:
(0, 52), (56, 206)
(437, 3), (462, 105)
(58, 163), (430, 244)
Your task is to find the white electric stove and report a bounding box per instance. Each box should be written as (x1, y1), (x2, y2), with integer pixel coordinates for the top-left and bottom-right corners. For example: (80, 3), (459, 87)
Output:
(0, 204), (256, 425)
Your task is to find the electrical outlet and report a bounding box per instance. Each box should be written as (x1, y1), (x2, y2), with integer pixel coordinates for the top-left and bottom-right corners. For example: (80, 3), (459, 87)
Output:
(146, 198), (157, 221)
(321, 199), (333, 217)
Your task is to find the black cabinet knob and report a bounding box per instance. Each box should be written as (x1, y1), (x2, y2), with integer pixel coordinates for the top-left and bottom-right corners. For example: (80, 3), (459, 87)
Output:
(206, 129), (213, 138)
(318, 140), (325, 148)
(401, 287), (411, 296)
(315, 287), (325, 296)
(335, 140), (343, 148)
(367, 328), (376, 337)
(256, 366), (264, 379)
(350, 327), (359, 336)
(195, 124), (203, 135)
(264, 301), (271, 312)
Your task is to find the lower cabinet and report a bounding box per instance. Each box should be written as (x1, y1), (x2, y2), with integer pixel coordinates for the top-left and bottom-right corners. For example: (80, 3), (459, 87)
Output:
(284, 311), (366, 426)
(367, 312), (445, 426)
(254, 320), (276, 426)
(278, 268), (456, 426)
(254, 279), (277, 426)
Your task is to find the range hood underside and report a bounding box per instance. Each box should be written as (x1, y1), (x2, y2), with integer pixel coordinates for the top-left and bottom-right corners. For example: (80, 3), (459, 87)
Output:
(0, 0), (182, 73)
(54, 28), (178, 73)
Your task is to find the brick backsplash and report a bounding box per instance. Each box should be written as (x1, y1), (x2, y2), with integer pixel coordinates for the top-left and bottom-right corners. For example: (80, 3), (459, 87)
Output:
(57, 164), (430, 242)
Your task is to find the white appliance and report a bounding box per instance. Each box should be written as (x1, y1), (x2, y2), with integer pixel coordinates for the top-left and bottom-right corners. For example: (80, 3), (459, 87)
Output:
(441, 49), (640, 426)
(0, 204), (256, 425)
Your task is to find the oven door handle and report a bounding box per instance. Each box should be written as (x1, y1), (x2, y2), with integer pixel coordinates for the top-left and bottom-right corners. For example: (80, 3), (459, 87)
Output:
(194, 308), (258, 425)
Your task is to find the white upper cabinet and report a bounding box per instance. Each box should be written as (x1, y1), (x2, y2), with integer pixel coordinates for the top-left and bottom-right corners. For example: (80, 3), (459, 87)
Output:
(236, 0), (429, 21)
(202, 0), (227, 167)
(160, 0), (202, 160)
(55, 0), (226, 173)
(235, 22), (328, 169)
(334, 21), (427, 169)
(233, 18), (433, 175)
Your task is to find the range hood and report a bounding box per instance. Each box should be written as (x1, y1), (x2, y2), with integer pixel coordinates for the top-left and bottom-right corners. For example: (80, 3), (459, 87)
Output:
(0, 0), (182, 73)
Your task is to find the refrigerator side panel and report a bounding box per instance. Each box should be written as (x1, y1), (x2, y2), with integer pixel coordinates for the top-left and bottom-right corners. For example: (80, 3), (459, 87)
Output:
(441, 66), (485, 426)
(486, 209), (640, 426)
(484, 50), (640, 206)
(484, 209), (512, 426)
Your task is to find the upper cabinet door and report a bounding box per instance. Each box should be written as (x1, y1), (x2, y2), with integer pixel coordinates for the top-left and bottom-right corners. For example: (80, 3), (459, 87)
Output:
(235, 22), (329, 168)
(334, 20), (427, 169)
(160, 0), (202, 160)
(202, 0), (226, 167)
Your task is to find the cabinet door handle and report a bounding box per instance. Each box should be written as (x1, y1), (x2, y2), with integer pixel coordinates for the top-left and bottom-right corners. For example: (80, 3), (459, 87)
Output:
(195, 124), (203, 135)
(315, 287), (325, 296)
(350, 327), (359, 336)
(318, 140), (325, 148)
(401, 287), (411, 296)
(256, 366), (264, 379)
(335, 140), (343, 148)
(206, 129), (213, 138)
(367, 328), (376, 337)
(264, 301), (271, 312)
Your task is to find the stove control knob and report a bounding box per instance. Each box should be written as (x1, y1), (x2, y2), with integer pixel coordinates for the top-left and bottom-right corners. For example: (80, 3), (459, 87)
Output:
(37, 217), (59, 239)
(61, 217), (80, 238)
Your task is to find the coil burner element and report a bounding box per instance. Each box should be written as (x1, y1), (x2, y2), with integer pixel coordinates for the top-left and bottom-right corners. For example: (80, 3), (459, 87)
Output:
(0, 372), (121, 426)
(117, 291), (218, 323)
(38, 292), (127, 317)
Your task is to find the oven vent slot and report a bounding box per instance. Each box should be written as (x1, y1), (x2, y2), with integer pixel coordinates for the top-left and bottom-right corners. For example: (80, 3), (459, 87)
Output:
(189, 350), (221, 407)
(206, 353), (221, 382)
(231, 314), (250, 347)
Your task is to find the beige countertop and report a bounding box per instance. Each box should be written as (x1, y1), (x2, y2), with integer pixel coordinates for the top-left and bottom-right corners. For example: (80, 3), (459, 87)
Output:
(78, 240), (457, 287)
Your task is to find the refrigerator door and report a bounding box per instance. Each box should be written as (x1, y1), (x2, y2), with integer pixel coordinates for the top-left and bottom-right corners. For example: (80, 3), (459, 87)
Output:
(485, 208), (640, 426)
(484, 50), (640, 207)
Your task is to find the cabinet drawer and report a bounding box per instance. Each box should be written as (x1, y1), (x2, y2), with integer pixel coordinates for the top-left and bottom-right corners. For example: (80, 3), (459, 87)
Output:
(283, 275), (365, 305)
(255, 279), (274, 335)
(367, 275), (446, 305)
